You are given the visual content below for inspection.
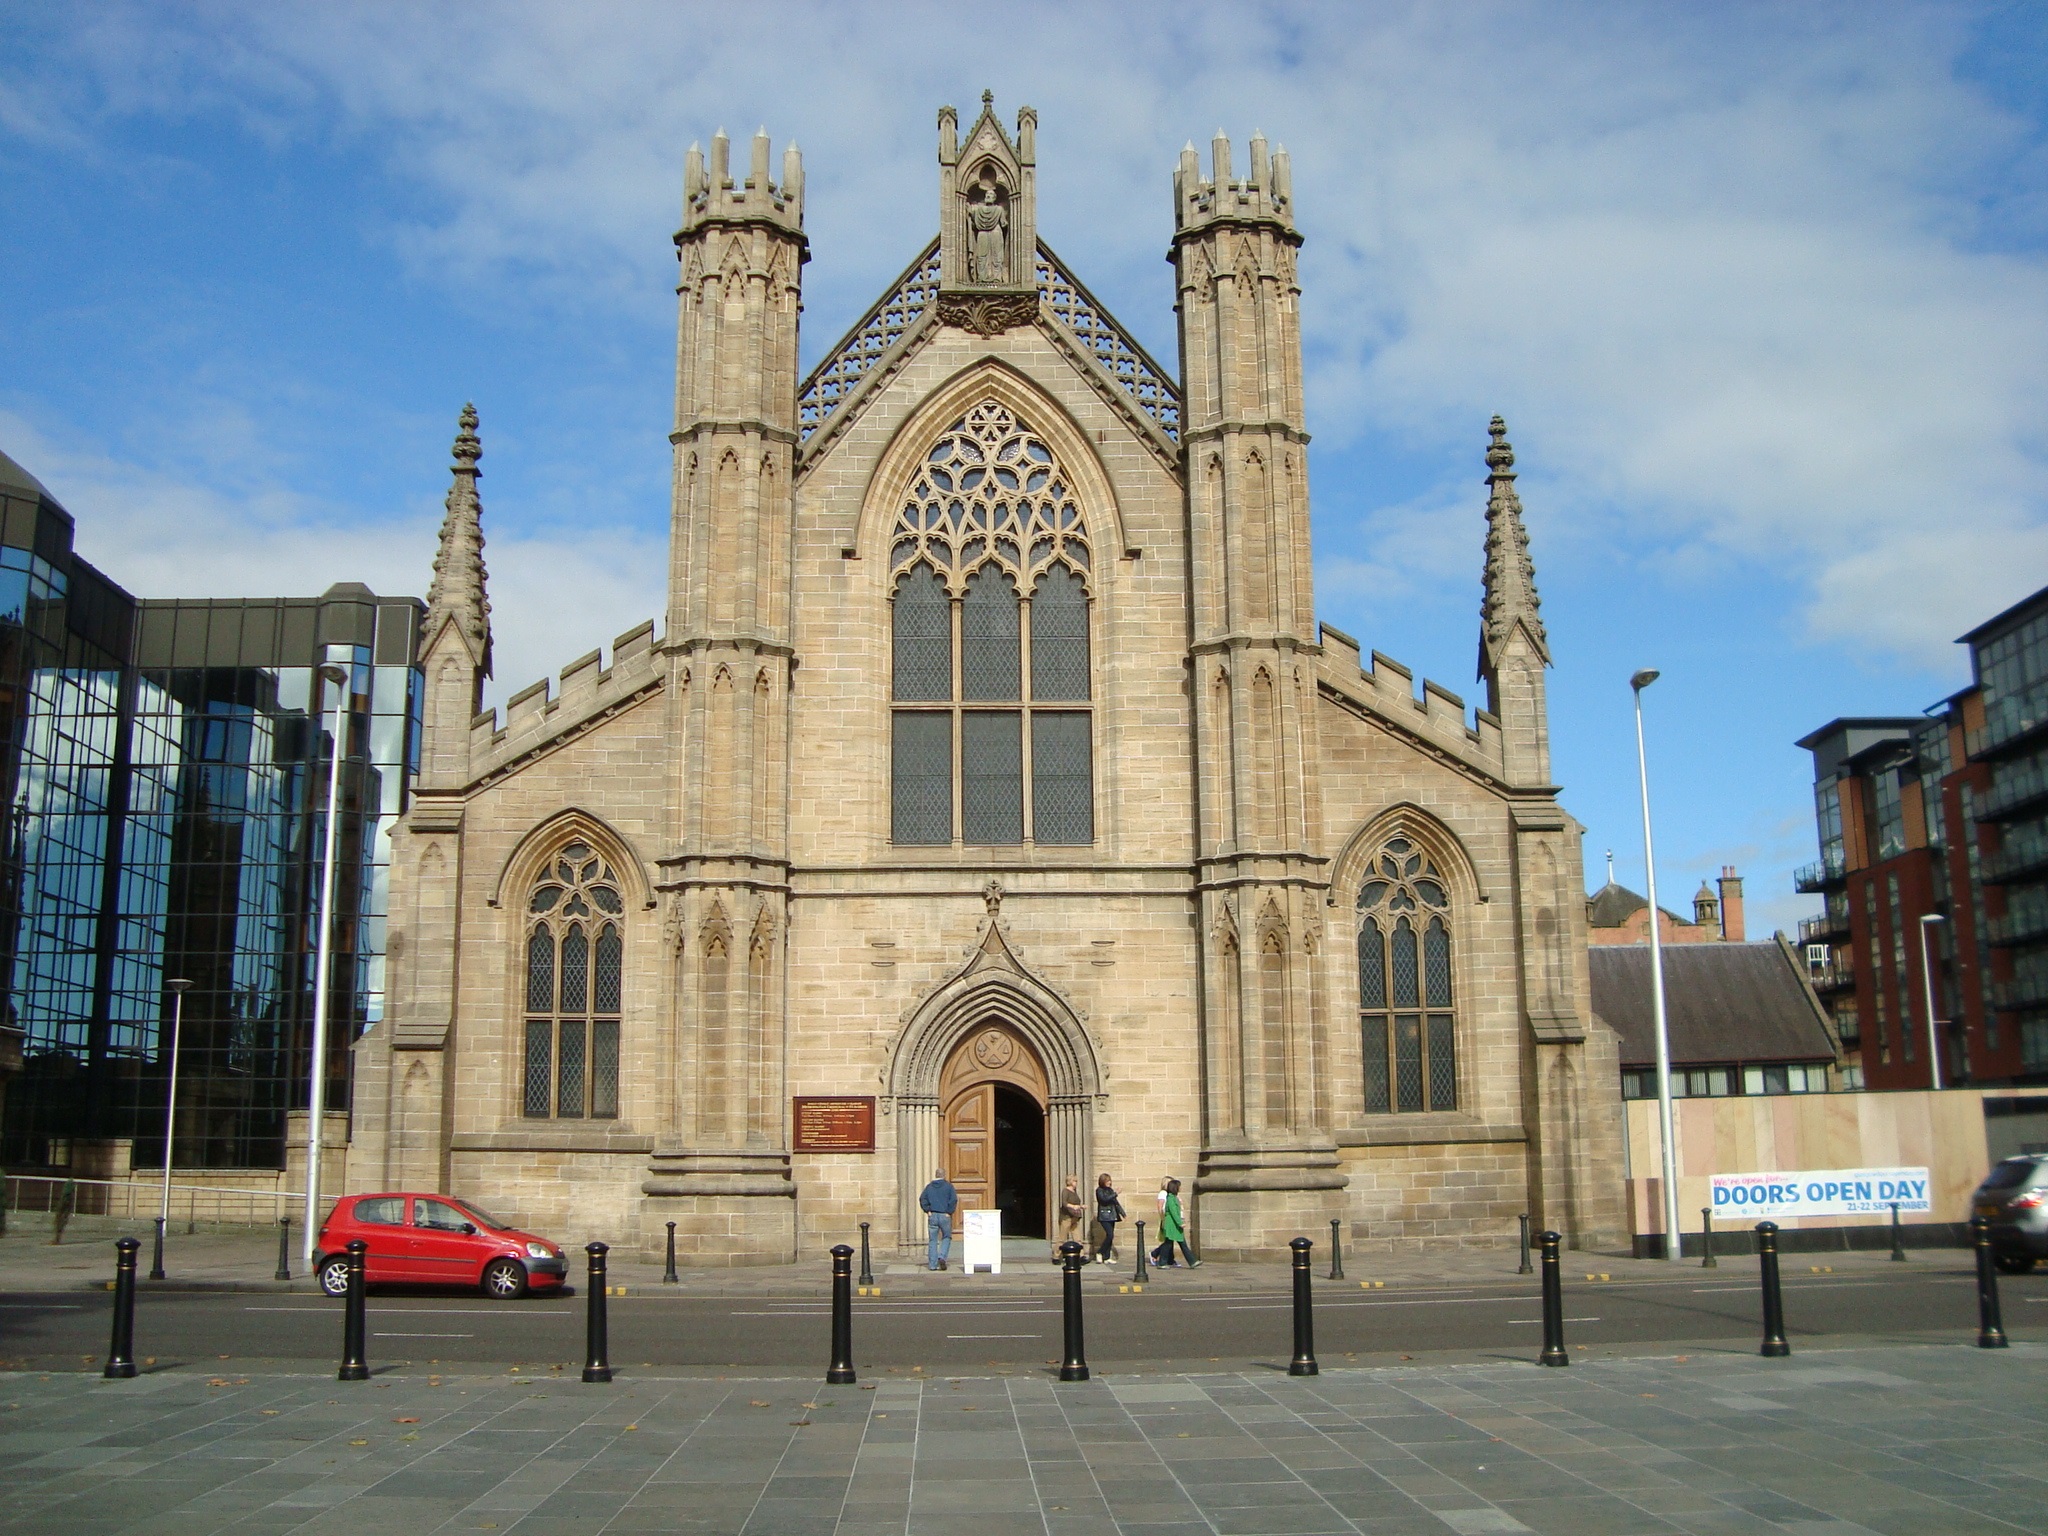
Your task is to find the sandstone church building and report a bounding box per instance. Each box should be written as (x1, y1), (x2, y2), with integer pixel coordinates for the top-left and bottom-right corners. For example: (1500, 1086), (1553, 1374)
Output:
(349, 98), (1628, 1263)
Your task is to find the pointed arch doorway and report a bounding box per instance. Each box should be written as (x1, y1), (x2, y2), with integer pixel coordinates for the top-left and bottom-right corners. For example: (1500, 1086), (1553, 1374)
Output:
(939, 1023), (1048, 1240)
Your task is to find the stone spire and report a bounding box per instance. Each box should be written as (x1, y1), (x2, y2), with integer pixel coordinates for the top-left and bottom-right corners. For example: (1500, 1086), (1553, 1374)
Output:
(423, 402), (491, 677)
(1478, 414), (1549, 685)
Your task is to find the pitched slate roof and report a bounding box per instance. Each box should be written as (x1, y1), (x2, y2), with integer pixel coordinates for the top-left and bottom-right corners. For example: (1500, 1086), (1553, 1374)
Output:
(1584, 881), (1692, 932)
(1588, 941), (1836, 1069)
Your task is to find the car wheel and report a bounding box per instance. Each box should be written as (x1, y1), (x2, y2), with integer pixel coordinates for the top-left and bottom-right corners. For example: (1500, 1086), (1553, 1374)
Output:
(317, 1257), (352, 1297)
(1993, 1253), (2036, 1275)
(481, 1258), (529, 1299)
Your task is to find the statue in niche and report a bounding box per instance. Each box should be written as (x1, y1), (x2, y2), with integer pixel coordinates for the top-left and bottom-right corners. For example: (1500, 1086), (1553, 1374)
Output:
(966, 179), (1009, 285)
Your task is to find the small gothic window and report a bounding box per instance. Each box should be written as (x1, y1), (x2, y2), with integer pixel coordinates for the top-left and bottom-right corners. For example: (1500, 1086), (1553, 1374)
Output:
(888, 399), (1094, 845)
(523, 841), (622, 1120)
(1357, 836), (1457, 1113)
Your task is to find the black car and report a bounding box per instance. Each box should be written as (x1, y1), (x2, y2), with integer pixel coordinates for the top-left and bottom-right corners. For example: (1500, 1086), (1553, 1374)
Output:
(1971, 1154), (2048, 1274)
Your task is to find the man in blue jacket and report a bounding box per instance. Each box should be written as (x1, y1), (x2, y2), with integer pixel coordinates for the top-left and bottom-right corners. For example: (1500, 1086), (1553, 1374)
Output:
(919, 1167), (958, 1271)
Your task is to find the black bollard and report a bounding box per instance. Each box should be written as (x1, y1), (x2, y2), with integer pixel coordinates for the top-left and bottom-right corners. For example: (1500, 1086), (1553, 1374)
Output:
(583, 1242), (614, 1382)
(1889, 1202), (1907, 1262)
(858, 1221), (875, 1287)
(1288, 1236), (1319, 1376)
(663, 1221), (679, 1285)
(827, 1243), (856, 1384)
(274, 1216), (292, 1282)
(1537, 1230), (1568, 1367)
(104, 1237), (140, 1379)
(1059, 1240), (1090, 1381)
(1132, 1219), (1148, 1285)
(1756, 1221), (1789, 1357)
(1971, 1215), (2009, 1349)
(148, 1215), (166, 1281)
(1328, 1218), (1345, 1280)
(1700, 1207), (1717, 1269)
(338, 1239), (369, 1381)
(1517, 1213), (1533, 1276)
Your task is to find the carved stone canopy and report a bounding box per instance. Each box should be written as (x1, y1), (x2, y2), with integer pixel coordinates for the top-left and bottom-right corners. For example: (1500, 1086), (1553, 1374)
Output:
(937, 92), (1036, 294)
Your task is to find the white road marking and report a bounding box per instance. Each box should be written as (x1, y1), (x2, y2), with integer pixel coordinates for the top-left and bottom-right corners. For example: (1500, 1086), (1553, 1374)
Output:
(0, 1304), (80, 1310)
(1226, 1296), (1525, 1311)
(373, 1332), (473, 1338)
(1506, 1318), (1600, 1324)
(244, 1306), (572, 1316)
(946, 1333), (1043, 1339)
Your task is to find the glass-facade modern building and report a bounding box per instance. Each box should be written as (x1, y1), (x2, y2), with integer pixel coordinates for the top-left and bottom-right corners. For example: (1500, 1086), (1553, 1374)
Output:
(0, 448), (421, 1170)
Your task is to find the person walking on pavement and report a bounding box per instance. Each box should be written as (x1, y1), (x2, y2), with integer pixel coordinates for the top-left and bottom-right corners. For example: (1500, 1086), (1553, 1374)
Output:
(1152, 1177), (1199, 1268)
(920, 1167), (958, 1271)
(1093, 1173), (1124, 1263)
(1055, 1176), (1085, 1263)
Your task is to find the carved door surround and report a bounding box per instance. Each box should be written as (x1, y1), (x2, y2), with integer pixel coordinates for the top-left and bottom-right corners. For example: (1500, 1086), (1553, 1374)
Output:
(888, 912), (1099, 1247)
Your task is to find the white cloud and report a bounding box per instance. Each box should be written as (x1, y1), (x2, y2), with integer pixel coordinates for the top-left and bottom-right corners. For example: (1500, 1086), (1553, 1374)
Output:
(6, 0), (2047, 675)
(0, 409), (665, 711)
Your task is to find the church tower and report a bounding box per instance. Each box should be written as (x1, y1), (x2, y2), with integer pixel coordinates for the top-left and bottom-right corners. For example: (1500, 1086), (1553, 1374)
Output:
(1175, 133), (1343, 1246)
(645, 129), (807, 1255)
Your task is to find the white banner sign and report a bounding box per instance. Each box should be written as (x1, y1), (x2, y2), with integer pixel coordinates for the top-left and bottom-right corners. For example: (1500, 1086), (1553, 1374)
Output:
(1708, 1167), (1931, 1220)
(962, 1208), (1003, 1274)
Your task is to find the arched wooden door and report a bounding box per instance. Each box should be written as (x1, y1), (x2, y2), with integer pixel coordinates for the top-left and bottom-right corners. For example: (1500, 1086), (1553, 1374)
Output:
(939, 1022), (1048, 1237)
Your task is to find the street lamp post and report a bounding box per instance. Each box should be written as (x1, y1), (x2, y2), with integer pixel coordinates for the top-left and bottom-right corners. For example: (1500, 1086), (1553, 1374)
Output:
(1632, 669), (1685, 1265)
(150, 978), (194, 1281)
(303, 660), (351, 1273)
(1918, 913), (1947, 1091)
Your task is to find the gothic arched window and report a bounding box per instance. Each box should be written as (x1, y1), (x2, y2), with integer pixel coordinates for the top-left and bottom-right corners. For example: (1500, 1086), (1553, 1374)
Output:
(522, 842), (623, 1119)
(1356, 836), (1457, 1113)
(890, 400), (1094, 846)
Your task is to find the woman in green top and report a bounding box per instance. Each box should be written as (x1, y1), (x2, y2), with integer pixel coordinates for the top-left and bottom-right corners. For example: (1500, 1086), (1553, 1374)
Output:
(1152, 1178), (1200, 1268)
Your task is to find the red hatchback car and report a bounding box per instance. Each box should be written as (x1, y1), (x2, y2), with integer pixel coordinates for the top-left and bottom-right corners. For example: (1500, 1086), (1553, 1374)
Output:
(314, 1193), (568, 1299)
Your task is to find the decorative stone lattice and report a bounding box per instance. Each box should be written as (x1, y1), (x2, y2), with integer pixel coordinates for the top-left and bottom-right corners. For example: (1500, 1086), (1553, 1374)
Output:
(890, 400), (1090, 588)
(797, 243), (943, 442)
(1034, 245), (1181, 442)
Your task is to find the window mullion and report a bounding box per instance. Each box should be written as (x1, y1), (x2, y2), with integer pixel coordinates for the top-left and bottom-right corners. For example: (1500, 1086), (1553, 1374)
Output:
(950, 595), (963, 844)
(1019, 594), (1035, 845)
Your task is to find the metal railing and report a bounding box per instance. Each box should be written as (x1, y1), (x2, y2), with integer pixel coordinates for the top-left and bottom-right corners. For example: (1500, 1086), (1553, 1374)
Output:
(1977, 757), (2048, 822)
(1984, 828), (2048, 885)
(1968, 674), (2048, 761)
(2, 1173), (320, 1232)
(1806, 961), (1855, 993)
(1793, 852), (1847, 892)
(1798, 912), (1850, 946)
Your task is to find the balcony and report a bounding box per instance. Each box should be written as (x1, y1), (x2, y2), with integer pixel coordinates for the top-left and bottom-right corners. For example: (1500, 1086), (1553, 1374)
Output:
(1798, 911), (1851, 946)
(1993, 960), (2048, 1012)
(1986, 898), (2048, 949)
(1968, 674), (2048, 762)
(1793, 851), (1847, 893)
(1984, 831), (2048, 886)
(1977, 758), (2048, 823)
(1807, 961), (1856, 995)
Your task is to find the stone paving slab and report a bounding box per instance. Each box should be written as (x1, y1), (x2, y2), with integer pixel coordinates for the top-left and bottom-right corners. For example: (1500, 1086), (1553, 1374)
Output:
(0, 1344), (2042, 1534)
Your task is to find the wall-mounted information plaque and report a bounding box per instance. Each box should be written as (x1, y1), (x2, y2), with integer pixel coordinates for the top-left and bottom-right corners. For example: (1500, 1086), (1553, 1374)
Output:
(791, 1095), (877, 1152)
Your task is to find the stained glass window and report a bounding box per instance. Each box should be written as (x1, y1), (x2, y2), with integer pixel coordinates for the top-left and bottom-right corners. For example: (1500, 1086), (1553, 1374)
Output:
(1356, 837), (1457, 1114)
(888, 399), (1093, 845)
(522, 847), (623, 1120)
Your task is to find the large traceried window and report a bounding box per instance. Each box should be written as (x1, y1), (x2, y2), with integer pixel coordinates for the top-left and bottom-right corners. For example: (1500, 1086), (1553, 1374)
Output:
(1357, 836), (1458, 1113)
(890, 400), (1093, 846)
(522, 842), (622, 1119)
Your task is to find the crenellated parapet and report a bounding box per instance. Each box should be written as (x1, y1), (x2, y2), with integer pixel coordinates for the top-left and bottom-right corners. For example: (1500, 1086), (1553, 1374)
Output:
(681, 127), (804, 238)
(464, 619), (666, 786)
(1314, 624), (1506, 779)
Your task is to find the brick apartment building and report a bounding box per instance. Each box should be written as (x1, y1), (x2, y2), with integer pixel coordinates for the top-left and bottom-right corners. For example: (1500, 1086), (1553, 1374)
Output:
(1797, 583), (2048, 1090)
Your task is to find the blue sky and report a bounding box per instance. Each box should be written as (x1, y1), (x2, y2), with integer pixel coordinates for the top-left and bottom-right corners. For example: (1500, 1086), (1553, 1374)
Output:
(3, 1), (2046, 936)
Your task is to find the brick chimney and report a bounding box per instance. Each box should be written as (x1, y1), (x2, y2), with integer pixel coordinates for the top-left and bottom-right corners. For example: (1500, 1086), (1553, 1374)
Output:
(1718, 865), (1745, 941)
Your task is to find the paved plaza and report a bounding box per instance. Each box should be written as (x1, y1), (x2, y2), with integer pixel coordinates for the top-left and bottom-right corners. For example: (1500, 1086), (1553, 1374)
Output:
(0, 1344), (2042, 1536)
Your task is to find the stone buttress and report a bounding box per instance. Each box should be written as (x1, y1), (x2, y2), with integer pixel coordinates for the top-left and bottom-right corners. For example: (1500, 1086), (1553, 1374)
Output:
(641, 129), (807, 1260)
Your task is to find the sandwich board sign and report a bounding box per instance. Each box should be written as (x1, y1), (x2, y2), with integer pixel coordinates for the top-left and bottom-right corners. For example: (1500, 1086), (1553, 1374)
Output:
(962, 1208), (1003, 1274)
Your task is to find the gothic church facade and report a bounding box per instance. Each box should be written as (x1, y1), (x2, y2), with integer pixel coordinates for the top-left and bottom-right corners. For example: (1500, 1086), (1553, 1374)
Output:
(350, 100), (1628, 1262)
